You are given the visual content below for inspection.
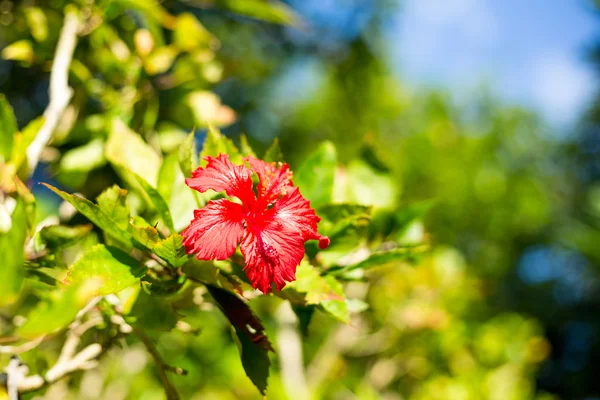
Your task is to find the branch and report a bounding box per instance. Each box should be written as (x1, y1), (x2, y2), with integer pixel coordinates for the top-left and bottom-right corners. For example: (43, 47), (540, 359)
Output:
(3, 297), (103, 395)
(133, 327), (186, 400)
(26, 8), (80, 174)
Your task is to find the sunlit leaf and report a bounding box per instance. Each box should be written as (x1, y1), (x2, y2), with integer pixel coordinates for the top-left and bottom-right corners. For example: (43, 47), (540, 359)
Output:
(132, 172), (175, 232)
(24, 7), (48, 42)
(96, 185), (130, 232)
(217, 0), (299, 26)
(64, 244), (146, 295)
(173, 13), (216, 52)
(2, 40), (33, 63)
(106, 119), (161, 186)
(43, 184), (133, 248)
(200, 125), (242, 165)
(39, 224), (93, 251)
(295, 141), (337, 208)
(0, 198), (26, 307)
(0, 94), (17, 161)
(59, 138), (106, 172)
(263, 138), (283, 163)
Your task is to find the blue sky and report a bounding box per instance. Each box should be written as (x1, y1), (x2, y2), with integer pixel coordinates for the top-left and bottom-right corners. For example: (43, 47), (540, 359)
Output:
(387, 0), (600, 127)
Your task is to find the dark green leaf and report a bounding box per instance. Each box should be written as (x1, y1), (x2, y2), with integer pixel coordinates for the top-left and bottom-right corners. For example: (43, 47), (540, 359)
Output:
(206, 285), (272, 395)
(326, 247), (426, 277)
(10, 117), (44, 172)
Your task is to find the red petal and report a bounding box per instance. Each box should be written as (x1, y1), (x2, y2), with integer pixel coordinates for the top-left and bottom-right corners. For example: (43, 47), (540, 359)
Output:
(182, 199), (245, 260)
(240, 220), (305, 293)
(246, 156), (293, 205)
(270, 187), (330, 248)
(186, 154), (254, 204)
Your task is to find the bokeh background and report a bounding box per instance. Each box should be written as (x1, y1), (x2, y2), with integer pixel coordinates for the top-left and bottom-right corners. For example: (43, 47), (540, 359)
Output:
(2, 0), (600, 399)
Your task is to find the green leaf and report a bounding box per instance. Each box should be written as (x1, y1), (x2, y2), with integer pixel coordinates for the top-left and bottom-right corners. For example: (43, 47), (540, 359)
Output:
(200, 125), (242, 166)
(206, 285), (272, 394)
(318, 204), (371, 242)
(0, 94), (17, 161)
(153, 234), (186, 267)
(59, 138), (106, 172)
(65, 244), (146, 295)
(18, 280), (101, 338)
(239, 134), (256, 158)
(263, 138), (283, 162)
(24, 7), (48, 42)
(159, 152), (197, 231)
(96, 185), (130, 232)
(294, 141), (337, 208)
(333, 159), (399, 209)
(131, 290), (178, 331)
(326, 247), (426, 277)
(178, 130), (196, 178)
(43, 184), (133, 248)
(129, 222), (186, 267)
(132, 172), (175, 232)
(10, 117), (44, 172)
(106, 118), (161, 186)
(1, 40), (33, 62)
(39, 224), (93, 251)
(218, 0), (300, 26)
(0, 198), (26, 307)
(173, 13), (215, 52)
(284, 262), (349, 323)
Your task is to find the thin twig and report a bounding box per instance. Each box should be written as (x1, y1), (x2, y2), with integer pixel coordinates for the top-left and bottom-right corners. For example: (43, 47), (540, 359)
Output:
(133, 327), (185, 400)
(0, 335), (45, 354)
(26, 8), (80, 173)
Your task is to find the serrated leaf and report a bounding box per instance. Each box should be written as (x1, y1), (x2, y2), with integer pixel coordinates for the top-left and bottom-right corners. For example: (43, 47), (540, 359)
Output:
(43, 184), (133, 248)
(65, 244), (146, 295)
(129, 223), (186, 267)
(106, 118), (161, 186)
(96, 185), (130, 231)
(0, 94), (17, 161)
(294, 141), (337, 208)
(132, 172), (175, 231)
(200, 125), (242, 166)
(283, 262), (349, 323)
(0, 198), (26, 307)
(263, 138), (283, 162)
(207, 285), (272, 395)
(129, 222), (160, 248)
(153, 234), (186, 267)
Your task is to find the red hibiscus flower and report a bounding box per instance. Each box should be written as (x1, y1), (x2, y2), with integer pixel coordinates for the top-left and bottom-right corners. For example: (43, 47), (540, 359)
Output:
(182, 154), (330, 293)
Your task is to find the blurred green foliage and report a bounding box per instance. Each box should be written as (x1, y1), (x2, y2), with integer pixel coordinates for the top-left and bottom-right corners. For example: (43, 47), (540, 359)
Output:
(0, 0), (596, 399)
